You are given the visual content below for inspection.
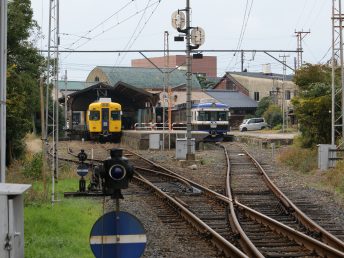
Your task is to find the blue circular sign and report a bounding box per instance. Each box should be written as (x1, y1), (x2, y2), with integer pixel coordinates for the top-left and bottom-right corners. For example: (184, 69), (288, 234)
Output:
(77, 163), (89, 177)
(90, 211), (147, 258)
(109, 164), (126, 180)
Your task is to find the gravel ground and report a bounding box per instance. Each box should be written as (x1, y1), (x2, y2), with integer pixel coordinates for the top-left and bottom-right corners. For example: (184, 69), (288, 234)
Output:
(58, 140), (344, 256)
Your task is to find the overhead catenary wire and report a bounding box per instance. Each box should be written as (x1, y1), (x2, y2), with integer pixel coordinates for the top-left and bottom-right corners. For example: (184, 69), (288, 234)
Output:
(64, 0), (137, 51)
(64, 0), (160, 56)
(225, 0), (254, 72)
(116, 0), (161, 66)
(114, 0), (154, 66)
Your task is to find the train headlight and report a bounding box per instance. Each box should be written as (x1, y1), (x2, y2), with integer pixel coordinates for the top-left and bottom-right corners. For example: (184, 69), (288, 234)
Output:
(109, 164), (126, 181)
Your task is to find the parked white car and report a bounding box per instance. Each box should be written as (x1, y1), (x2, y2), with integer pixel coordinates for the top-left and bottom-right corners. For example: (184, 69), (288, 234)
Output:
(239, 118), (268, 132)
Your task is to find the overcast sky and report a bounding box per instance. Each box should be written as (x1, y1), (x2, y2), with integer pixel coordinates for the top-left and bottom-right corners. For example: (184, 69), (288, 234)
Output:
(30, 0), (331, 81)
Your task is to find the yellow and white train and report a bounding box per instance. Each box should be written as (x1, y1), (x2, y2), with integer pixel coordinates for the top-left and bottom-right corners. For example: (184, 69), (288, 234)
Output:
(86, 98), (122, 142)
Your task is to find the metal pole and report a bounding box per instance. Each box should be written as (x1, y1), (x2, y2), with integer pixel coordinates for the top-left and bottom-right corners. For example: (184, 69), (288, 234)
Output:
(0, 0), (7, 183)
(46, 0), (52, 139)
(64, 70), (67, 132)
(332, 0), (336, 145)
(185, 0), (194, 160)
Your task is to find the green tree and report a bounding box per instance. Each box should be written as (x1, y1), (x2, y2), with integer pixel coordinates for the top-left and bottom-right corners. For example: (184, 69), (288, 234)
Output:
(263, 104), (282, 128)
(255, 96), (274, 117)
(196, 75), (216, 89)
(6, 0), (44, 163)
(292, 64), (333, 147)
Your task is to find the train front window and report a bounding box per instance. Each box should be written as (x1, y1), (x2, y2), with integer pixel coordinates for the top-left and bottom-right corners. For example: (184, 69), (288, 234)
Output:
(89, 111), (100, 121)
(218, 111), (227, 121)
(197, 111), (228, 121)
(198, 111), (209, 121)
(111, 111), (121, 120)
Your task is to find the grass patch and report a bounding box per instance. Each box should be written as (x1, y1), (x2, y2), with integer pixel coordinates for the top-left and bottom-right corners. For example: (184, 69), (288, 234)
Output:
(278, 145), (317, 173)
(6, 153), (103, 257)
(321, 161), (344, 194)
(24, 178), (103, 258)
(25, 195), (102, 258)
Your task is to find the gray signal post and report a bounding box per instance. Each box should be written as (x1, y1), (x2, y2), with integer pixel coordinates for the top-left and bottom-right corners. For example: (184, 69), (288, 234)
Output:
(0, 0), (7, 183)
(172, 0), (204, 160)
(185, 0), (193, 160)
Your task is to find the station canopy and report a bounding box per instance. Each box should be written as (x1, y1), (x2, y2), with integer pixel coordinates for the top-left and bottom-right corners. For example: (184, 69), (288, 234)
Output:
(61, 82), (160, 112)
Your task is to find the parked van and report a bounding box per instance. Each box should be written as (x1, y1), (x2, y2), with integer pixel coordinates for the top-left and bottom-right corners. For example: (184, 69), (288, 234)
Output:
(239, 118), (267, 132)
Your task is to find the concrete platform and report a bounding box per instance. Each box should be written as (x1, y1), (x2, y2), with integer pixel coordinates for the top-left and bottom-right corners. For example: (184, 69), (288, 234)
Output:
(121, 130), (209, 150)
(231, 130), (298, 146)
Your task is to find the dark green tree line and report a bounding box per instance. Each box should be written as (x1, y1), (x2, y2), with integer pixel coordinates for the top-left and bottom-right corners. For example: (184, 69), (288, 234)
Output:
(292, 64), (340, 147)
(7, 0), (45, 163)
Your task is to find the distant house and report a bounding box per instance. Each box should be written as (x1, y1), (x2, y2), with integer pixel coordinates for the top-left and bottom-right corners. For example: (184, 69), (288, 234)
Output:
(213, 71), (298, 109)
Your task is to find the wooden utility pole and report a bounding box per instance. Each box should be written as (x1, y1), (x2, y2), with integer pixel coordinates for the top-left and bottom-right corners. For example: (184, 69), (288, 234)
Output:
(40, 78), (47, 198)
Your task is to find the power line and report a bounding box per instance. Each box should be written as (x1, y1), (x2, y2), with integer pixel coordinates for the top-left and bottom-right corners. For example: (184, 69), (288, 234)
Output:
(225, 0), (254, 71)
(69, 0), (160, 51)
(115, 0), (153, 66)
(65, 0), (136, 50)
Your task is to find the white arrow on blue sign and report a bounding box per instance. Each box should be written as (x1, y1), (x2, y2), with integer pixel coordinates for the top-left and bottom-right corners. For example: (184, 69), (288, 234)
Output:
(90, 211), (147, 258)
(77, 163), (89, 177)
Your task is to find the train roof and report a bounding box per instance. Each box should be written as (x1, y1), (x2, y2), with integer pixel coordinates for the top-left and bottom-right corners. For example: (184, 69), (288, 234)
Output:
(174, 102), (229, 110)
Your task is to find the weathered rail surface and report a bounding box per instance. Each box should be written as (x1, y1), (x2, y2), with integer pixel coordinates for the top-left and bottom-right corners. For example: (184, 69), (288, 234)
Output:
(223, 143), (344, 257)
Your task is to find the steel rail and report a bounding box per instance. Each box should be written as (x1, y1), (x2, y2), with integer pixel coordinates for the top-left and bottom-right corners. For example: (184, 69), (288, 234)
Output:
(134, 166), (193, 189)
(236, 201), (344, 258)
(129, 148), (344, 257)
(240, 144), (344, 252)
(220, 144), (264, 258)
(132, 173), (248, 258)
(222, 143), (344, 258)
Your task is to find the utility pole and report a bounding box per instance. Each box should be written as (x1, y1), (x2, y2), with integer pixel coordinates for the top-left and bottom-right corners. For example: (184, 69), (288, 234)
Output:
(295, 30), (310, 69)
(40, 78), (47, 196)
(162, 31), (169, 151)
(332, 0), (344, 148)
(0, 0), (7, 183)
(185, 0), (193, 160)
(47, 0), (60, 204)
(279, 54), (289, 133)
(171, 1), (204, 160)
(241, 50), (244, 72)
(64, 70), (68, 135)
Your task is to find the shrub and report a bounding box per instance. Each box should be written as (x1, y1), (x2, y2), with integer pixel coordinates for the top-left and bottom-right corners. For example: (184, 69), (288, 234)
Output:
(263, 104), (283, 128)
(278, 146), (317, 173)
(323, 161), (344, 194)
(23, 152), (43, 180)
(273, 124), (282, 130)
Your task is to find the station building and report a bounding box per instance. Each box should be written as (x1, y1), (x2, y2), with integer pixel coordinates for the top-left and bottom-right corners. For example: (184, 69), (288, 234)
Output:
(59, 65), (260, 133)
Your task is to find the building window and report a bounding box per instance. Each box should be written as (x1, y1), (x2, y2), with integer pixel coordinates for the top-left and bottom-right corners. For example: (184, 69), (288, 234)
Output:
(95, 76), (99, 82)
(72, 112), (81, 124)
(285, 90), (291, 100)
(254, 92), (260, 101)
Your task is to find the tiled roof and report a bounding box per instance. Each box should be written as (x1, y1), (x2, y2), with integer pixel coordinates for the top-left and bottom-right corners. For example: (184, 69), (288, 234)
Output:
(97, 66), (201, 89)
(205, 90), (258, 109)
(57, 81), (95, 91)
(228, 72), (294, 81)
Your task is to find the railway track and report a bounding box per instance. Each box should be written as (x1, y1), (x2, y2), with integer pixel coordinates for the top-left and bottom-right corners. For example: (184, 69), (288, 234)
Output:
(222, 142), (344, 257)
(128, 147), (344, 257)
(53, 141), (344, 257)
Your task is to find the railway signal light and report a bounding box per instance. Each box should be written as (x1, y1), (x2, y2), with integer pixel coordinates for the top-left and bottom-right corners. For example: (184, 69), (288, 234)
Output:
(77, 150), (89, 192)
(98, 148), (134, 198)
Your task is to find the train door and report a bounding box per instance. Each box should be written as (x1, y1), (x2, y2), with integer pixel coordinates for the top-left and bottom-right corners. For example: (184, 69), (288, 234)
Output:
(102, 108), (109, 134)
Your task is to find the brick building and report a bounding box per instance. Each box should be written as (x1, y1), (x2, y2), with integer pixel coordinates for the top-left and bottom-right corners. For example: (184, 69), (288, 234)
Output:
(131, 55), (217, 77)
